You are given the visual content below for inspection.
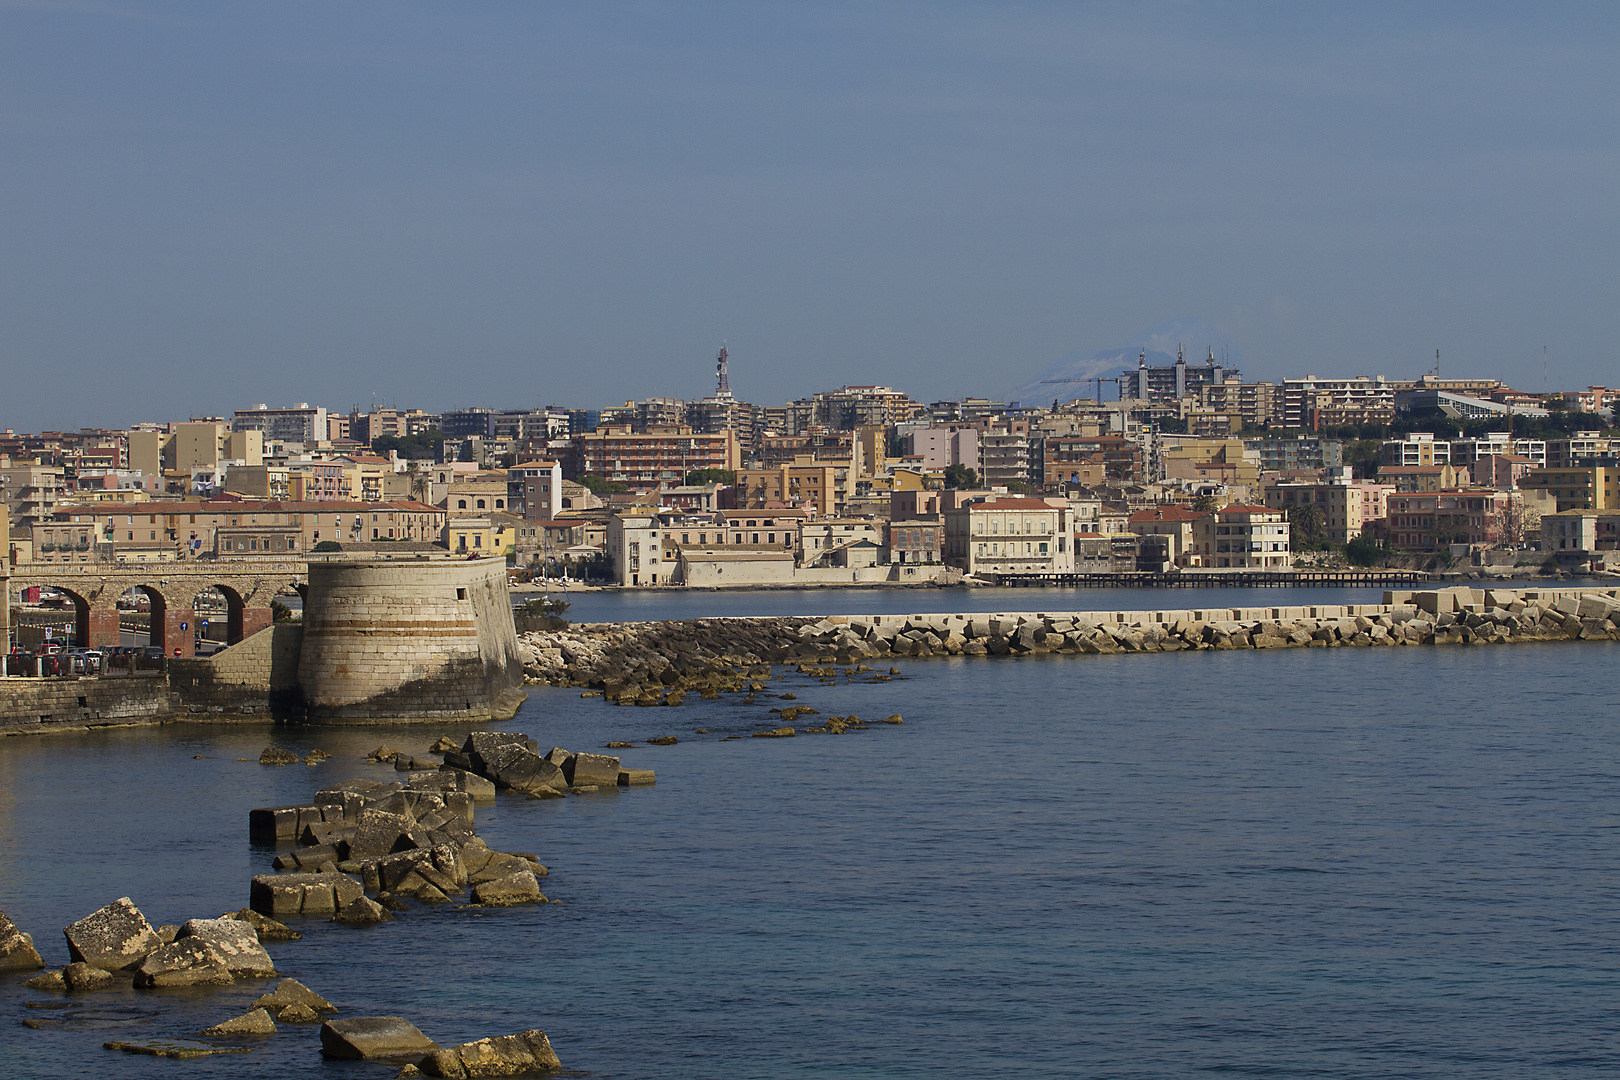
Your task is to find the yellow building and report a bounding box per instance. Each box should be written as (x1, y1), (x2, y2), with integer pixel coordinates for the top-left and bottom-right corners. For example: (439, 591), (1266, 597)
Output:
(444, 516), (496, 556)
(736, 460), (841, 516)
(1160, 439), (1259, 488)
(1520, 466), (1618, 512)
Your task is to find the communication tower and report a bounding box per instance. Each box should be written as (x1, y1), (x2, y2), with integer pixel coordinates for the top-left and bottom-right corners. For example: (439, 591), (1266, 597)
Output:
(716, 344), (731, 397)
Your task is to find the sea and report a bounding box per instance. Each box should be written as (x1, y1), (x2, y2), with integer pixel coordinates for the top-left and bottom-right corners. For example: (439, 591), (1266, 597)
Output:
(3, 584), (1619, 1078)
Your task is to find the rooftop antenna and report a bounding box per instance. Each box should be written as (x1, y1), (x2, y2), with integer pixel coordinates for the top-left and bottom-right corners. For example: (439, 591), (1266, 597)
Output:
(716, 343), (730, 396)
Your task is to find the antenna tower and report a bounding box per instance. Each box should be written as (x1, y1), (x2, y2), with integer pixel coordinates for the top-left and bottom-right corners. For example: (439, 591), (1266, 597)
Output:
(716, 343), (730, 395)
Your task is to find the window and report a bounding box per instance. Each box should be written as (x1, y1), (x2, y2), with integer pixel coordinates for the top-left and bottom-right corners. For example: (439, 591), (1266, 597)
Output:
(458, 499), (467, 509)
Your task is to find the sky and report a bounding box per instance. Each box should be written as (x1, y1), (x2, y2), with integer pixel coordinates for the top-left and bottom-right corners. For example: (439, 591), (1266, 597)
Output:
(2, 2), (1617, 431)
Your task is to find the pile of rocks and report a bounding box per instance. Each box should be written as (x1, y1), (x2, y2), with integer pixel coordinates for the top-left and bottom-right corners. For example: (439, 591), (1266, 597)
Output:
(250, 776), (545, 912)
(319, 1015), (560, 1075)
(517, 618), (812, 689)
(17, 897), (279, 991)
(514, 589), (1620, 687)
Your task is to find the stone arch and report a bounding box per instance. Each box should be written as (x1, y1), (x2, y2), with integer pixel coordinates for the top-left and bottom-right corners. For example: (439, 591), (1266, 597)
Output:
(117, 585), (170, 652)
(190, 583), (247, 648)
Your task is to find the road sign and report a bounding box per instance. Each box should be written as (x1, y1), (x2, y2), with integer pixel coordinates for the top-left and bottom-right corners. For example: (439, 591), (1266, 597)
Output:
(200, 619), (209, 628)
(179, 622), (188, 632)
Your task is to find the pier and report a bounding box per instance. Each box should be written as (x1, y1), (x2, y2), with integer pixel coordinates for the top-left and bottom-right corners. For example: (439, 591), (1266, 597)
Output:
(984, 570), (1432, 588)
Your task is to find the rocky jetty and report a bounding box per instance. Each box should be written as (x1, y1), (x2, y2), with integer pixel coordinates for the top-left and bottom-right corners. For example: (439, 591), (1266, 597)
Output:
(514, 588), (1620, 696)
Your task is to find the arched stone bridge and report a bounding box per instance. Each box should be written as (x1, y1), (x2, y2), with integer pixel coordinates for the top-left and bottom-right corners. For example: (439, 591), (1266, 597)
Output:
(6, 561), (308, 657)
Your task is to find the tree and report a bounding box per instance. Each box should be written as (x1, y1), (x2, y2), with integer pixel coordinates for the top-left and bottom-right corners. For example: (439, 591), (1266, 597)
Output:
(943, 464), (979, 489)
(684, 468), (736, 486)
(578, 473), (628, 495)
(1285, 503), (1326, 549)
(405, 460), (431, 504)
(1191, 494), (1219, 512)
(313, 540), (343, 552)
(372, 429), (443, 458)
(1344, 533), (1389, 567)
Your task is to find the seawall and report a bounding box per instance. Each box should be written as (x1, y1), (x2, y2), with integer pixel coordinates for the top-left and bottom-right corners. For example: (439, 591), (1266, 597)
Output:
(516, 585), (1620, 698)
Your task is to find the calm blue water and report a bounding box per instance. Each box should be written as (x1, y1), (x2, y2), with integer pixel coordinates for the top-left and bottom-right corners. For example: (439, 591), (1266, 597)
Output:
(547, 584), (1393, 623)
(4, 641), (1619, 1077)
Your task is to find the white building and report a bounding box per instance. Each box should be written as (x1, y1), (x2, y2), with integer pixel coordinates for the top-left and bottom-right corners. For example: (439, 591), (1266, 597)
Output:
(607, 513), (666, 587)
(942, 497), (1075, 576)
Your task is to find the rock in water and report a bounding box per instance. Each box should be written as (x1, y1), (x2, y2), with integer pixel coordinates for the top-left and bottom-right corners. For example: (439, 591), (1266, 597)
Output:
(259, 747), (299, 766)
(105, 1038), (249, 1059)
(176, 918), (277, 977)
(131, 939), (234, 988)
(64, 897), (161, 971)
(200, 1007), (278, 1036)
(253, 977), (337, 1016)
(221, 908), (303, 941)
(63, 961), (115, 991)
(277, 1003), (322, 1023)
(420, 1029), (561, 1076)
(0, 907), (45, 970)
(25, 969), (67, 991)
(471, 871), (544, 907)
(320, 1017), (439, 1061)
(332, 896), (393, 925)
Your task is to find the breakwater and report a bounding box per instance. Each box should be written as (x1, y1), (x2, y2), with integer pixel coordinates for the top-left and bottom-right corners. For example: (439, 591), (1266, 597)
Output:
(516, 586), (1620, 703)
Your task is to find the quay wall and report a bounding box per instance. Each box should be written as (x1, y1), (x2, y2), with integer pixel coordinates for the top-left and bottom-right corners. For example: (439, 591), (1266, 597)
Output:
(0, 677), (177, 735)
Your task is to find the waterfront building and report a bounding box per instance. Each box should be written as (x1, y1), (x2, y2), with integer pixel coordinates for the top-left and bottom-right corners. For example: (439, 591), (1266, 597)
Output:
(942, 497), (1075, 576)
(1262, 474), (1394, 544)
(1190, 505), (1293, 569)
(607, 513), (664, 587)
(1541, 509), (1620, 555)
(1126, 506), (1205, 567)
(1385, 491), (1510, 550)
(886, 519), (943, 564)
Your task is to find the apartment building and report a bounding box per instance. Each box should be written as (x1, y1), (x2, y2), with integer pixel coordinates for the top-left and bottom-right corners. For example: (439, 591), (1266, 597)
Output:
(1278, 376), (1399, 429)
(1519, 465), (1619, 512)
(1545, 433), (1616, 469)
(887, 520), (943, 564)
(565, 427), (740, 487)
(1541, 509), (1620, 554)
(1191, 505), (1292, 568)
(508, 461), (563, 520)
(233, 404), (327, 445)
(1126, 506), (1205, 566)
(1246, 438), (1343, 473)
(1263, 476), (1394, 544)
(1119, 349), (1233, 403)
(1196, 378), (1277, 428)
(942, 497), (1075, 576)
(1042, 435), (1143, 485)
(1385, 491), (1510, 550)
(736, 461), (840, 516)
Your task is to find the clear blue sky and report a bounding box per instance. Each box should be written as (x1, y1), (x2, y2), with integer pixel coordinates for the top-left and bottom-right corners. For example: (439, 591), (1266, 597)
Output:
(3, 2), (1616, 430)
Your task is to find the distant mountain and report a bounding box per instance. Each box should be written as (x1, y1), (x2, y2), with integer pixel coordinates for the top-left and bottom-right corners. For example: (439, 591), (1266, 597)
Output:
(1009, 316), (1243, 406)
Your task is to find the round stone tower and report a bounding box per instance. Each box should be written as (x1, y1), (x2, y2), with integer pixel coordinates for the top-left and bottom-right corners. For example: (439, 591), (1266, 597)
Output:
(296, 557), (526, 722)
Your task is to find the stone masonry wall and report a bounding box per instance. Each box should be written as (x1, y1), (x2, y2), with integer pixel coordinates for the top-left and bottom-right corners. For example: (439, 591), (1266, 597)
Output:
(0, 678), (177, 735)
(166, 622), (304, 718)
(297, 557), (525, 723)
